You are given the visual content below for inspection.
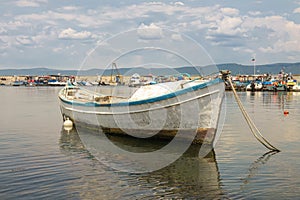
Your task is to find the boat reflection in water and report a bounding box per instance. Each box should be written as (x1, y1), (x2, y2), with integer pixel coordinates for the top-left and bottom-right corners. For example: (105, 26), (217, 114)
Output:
(59, 127), (225, 199)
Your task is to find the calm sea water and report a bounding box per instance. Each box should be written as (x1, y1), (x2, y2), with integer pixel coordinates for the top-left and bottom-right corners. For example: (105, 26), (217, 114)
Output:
(0, 86), (299, 199)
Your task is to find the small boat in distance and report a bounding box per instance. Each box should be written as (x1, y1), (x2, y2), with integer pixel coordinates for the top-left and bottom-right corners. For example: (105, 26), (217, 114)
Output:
(58, 76), (225, 145)
(48, 79), (67, 86)
(128, 73), (141, 87)
(246, 81), (263, 91)
(12, 80), (25, 86)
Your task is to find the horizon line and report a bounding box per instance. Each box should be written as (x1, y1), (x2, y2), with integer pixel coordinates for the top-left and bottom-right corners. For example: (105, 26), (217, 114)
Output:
(1, 61), (300, 71)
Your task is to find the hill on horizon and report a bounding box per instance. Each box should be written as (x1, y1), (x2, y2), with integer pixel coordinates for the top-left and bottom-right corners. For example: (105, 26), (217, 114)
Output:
(1, 62), (300, 76)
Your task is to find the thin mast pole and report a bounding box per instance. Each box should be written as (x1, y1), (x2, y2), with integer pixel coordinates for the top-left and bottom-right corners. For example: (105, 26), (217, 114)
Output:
(252, 57), (256, 76)
(254, 59), (256, 75)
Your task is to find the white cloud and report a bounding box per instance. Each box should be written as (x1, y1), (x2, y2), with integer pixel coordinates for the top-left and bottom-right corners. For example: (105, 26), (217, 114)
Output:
(147, 2), (164, 6)
(15, 0), (47, 7)
(171, 33), (183, 41)
(258, 46), (274, 53)
(0, 38), (8, 50)
(15, 11), (108, 28)
(106, 1), (195, 19)
(248, 11), (262, 16)
(59, 6), (80, 11)
(242, 15), (300, 53)
(15, 0), (39, 7)
(174, 2), (184, 6)
(137, 23), (163, 40)
(189, 19), (210, 30)
(52, 47), (63, 52)
(263, 40), (300, 53)
(293, 7), (300, 13)
(0, 27), (7, 34)
(221, 17), (243, 34)
(209, 16), (244, 36)
(220, 7), (240, 16)
(1, 20), (32, 31)
(0, 36), (13, 49)
(233, 47), (254, 53)
(2, 1), (300, 68)
(16, 36), (34, 45)
(58, 28), (92, 40)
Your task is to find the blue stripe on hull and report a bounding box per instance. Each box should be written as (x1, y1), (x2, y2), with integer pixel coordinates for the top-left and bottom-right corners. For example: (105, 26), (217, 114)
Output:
(59, 78), (223, 107)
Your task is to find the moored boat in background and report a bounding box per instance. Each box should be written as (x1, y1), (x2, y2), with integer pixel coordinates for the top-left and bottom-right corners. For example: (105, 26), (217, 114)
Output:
(11, 80), (25, 86)
(48, 80), (67, 86)
(246, 81), (263, 91)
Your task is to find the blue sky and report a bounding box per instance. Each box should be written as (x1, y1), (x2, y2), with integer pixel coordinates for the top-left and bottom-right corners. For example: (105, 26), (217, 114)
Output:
(1, 0), (300, 69)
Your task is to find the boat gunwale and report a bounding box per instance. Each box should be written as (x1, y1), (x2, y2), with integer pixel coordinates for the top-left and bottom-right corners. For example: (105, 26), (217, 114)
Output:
(61, 89), (220, 115)
(59, 78), (223, 107)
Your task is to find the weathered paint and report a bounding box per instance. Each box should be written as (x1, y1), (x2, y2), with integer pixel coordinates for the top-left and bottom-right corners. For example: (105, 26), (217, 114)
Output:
(59, 79), (225, 145)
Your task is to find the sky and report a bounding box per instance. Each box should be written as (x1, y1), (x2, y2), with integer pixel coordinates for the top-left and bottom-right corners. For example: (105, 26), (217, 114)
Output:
(1, 0), (300, 69)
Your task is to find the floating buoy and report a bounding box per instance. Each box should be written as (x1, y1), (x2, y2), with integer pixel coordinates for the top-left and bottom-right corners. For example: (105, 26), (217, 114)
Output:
(284, 110), (289, 115)
(63, 117), (73, 132)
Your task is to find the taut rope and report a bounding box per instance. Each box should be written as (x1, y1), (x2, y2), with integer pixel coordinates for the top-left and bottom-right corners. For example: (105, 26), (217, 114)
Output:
(221, 71), (280, 152)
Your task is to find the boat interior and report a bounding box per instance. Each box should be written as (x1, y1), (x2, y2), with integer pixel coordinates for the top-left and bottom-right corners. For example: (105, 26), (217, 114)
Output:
(61, 79), (211, 105)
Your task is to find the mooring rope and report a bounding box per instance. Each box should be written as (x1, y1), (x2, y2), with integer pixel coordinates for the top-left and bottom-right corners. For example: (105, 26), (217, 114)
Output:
(227, 78), (280, 152)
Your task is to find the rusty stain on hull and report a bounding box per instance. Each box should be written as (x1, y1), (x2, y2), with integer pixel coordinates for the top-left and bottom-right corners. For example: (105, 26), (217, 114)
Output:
(100, 127), (216, 145)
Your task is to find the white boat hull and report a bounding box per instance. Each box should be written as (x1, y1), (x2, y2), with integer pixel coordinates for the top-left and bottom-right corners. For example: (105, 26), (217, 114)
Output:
(246, 82), (263, 91)
(59, 79), (224, 144)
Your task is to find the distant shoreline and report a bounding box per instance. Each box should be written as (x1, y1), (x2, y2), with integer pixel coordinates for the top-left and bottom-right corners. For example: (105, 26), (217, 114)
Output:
(1, 62), (300, 76)
(1, 74), (300, 87)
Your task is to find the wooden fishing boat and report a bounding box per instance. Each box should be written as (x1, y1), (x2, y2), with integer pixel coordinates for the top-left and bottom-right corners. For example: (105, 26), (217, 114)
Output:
(58, 77), (224, 145)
